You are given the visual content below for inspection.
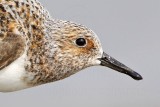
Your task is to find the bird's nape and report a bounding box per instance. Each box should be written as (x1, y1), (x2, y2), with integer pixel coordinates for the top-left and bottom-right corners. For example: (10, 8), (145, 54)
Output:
(99, 52), (143, 80)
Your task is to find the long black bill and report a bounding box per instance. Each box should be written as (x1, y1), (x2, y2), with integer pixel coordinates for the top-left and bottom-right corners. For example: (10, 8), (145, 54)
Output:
(99, 52), (143, 80)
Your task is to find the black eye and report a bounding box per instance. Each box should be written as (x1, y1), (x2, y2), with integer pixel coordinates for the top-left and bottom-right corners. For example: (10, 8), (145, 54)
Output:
(76, 38), (87, 47)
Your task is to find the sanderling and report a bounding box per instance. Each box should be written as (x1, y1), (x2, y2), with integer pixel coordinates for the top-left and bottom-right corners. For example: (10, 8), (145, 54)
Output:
(0, 0), (142, 92)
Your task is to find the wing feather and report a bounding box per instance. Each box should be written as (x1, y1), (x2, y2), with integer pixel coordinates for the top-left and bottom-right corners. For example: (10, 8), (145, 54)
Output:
(0, 32), (25, 70)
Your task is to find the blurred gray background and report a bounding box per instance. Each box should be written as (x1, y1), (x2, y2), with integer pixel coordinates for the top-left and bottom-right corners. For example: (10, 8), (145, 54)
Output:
(0, 0), (160, 107)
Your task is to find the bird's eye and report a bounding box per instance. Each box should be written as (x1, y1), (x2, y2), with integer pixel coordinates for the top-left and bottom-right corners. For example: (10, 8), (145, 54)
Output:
(75, 38), (87, 47)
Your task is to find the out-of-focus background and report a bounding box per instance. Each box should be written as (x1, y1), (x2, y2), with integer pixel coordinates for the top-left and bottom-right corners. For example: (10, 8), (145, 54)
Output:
(1, 0), (160, 107)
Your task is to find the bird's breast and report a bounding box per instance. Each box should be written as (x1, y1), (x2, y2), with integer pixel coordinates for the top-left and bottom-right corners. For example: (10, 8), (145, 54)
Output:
(0, 52), (31, 92)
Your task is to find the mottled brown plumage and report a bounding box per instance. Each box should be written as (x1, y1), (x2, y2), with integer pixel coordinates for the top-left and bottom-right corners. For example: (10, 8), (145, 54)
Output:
(0, 0), (142, 92)
(0, 0), (103, 90)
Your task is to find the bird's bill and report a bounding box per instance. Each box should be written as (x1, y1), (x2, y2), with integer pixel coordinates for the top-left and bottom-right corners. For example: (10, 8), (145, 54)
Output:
(99, 52), (143, 80)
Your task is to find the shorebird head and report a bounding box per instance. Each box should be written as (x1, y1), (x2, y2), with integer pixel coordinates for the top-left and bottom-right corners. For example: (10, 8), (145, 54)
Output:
(52, 20), (142, 80)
